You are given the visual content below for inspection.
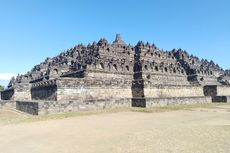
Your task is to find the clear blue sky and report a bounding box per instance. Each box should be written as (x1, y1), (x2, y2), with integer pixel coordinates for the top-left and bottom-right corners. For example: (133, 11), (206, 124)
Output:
(0, 0), (229, 81)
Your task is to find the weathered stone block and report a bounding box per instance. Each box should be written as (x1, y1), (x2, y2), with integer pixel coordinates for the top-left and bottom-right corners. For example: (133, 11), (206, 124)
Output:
(203, 85), (217, 96)
(212, 96), (230, 103)
(145, 96), (212, 108)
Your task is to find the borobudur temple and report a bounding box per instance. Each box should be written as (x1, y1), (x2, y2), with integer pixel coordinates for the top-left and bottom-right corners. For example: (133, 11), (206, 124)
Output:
(1, 34), (230, 115)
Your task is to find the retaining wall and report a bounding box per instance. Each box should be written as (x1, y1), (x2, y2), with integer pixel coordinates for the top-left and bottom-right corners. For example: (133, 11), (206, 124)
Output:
(144, 85), (204, 98)
(132, 96), (212, 108)
(212, 96), (230, 103)
(16, 98), (132, 115)
(1, 83), (31, 100)
(1, 89), (14, 100)
(31, 85), (57, 100)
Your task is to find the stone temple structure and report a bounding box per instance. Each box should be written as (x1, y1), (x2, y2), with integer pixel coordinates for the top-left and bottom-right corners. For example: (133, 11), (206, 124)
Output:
(1, 34), (230, 115)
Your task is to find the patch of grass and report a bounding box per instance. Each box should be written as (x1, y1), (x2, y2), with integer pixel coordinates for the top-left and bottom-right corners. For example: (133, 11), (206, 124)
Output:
(0, 108), (30, 125)
(0, 102), (228, 125)
(131, 102), (227, 113)
(23, 107), (132, 123)
(0, 107), (132, 125)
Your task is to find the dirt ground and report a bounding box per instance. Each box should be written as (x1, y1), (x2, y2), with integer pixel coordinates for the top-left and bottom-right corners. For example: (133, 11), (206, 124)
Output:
(0, 105), (230, 153)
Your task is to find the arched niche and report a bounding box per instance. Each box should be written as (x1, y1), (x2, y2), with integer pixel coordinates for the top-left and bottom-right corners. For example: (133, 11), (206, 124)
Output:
(173, 68), (177, 73)
(181, 69), (184, 74)
(144, 65), (148, 71)
(99, 63), (104, 69)
(126, 65), (130, 71)
(155, 66), (159, 71)
(164, 67), (168, 73)
(54, 69), (58, 74)
(113, 64), (118, 71)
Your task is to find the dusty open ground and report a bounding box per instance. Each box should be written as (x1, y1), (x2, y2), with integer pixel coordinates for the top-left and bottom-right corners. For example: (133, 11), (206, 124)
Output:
(0, 104), (230, 153)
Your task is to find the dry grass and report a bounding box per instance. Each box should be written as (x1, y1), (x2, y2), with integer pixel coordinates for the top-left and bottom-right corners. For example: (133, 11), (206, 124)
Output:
(132, 102), (227, 113)
(0, 102), (227, 125)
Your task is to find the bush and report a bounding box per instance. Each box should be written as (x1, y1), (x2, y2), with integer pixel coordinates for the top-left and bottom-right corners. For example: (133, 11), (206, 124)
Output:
(0, 85), (4, 92)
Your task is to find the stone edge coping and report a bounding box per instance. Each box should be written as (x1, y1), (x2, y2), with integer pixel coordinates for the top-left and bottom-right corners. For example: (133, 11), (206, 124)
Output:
(16, 98), (133, 103)
(14, 96), (212, 104)
(132, 96), (212, 100)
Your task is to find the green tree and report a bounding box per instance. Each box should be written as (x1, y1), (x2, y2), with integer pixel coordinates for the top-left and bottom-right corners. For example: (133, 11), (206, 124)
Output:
(0, 85), (4, 92)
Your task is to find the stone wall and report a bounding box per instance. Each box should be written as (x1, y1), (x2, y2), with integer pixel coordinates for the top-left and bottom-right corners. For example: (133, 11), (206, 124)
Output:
(212, 96), (230, 103)
(16, 95), (213, 115)
(30, 78), (133, 101)
(203, 85), (217, 96)
(16, 101), (39, 115)
(217, 86), (230, 96)
(1, 89), (14, 100)
(57, 88), (132, 101)
(145, 96), (212, 107)
(16, 98), (132, 115)
(142, 73), (190, 86)
(144, 85), (204, 98)
(56, 78), (133, 101)
(132, 96), (212, 108)
(31, 80), (57, 100)
(1, 83), (31, 100)
(203, 85), (230, 97)
(86, 70), (133, 80)
(14, 83), (31, 100)
(12, 77), (208, 102)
